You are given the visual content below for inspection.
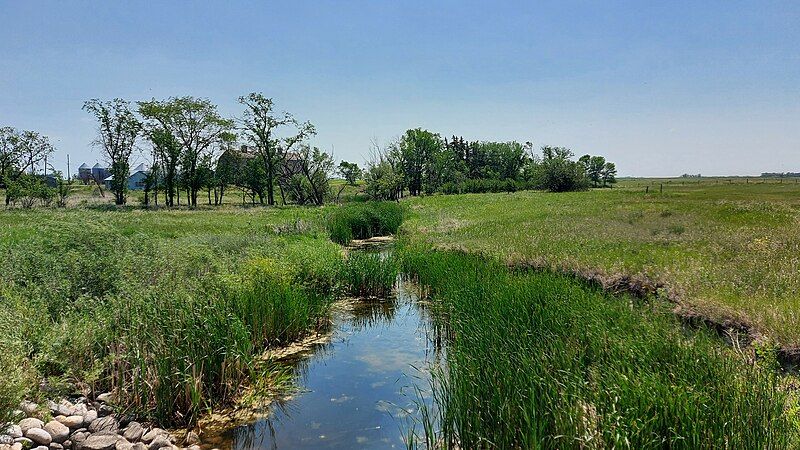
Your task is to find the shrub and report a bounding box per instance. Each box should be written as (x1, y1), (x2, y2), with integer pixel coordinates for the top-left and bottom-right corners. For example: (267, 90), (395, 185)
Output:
(326, 201), (404, 244)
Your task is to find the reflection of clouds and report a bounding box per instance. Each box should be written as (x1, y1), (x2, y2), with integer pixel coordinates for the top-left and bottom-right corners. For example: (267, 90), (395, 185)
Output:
(356, 350), (422, 373)
(370, 380), (387, 388)
(356, 436), (368, 444)
(310, 422), (322, 429)
(330, 394), (352, 403)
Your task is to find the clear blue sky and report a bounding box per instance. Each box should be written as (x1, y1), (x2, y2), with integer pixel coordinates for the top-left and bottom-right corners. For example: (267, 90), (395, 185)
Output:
(1, 1), (798, 176)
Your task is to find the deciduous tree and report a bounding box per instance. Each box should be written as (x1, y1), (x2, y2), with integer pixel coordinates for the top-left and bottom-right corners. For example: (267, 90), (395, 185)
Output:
(83, 99), (142, 205)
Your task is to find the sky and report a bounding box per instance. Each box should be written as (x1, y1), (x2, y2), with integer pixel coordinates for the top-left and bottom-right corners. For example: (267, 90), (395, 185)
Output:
(1, 1), (798, 177)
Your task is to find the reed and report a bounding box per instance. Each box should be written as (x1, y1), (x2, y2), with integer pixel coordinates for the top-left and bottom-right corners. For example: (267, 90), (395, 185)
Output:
(326, 201), (404, 244)
(402, 248), (796, 449)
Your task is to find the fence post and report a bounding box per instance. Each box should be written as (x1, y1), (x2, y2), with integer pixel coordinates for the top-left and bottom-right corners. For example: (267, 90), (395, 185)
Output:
(660, 183), (663, 193)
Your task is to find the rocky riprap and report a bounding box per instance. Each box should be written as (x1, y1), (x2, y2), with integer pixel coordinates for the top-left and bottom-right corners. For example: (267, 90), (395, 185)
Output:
(0, 397), (206, 450)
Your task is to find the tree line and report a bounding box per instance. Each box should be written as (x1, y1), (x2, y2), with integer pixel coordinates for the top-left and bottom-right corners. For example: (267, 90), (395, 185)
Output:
(363, 128), (617, 200)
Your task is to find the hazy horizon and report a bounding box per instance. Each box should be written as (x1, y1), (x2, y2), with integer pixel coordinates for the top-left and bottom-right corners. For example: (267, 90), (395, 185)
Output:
(1, 1), (798, 177)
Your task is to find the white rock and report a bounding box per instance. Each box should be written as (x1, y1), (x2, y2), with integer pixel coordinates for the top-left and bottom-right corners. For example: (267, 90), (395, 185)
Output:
(146, 435), (169, 450)
(43, 422), (69, 444)
(121, 423), (143, 443)
(20, 402), (39, 416)
(82, 411), (98, 428)
(6, 426), (22, 440)
(25, 428), (52, 446)
(139, 430), (166, 445)
(95, 394), (113, 404)
(81, 434), (119, 450)
(19, 419), (44, 434)
(12, 443), (23, 450)
(56, 416), (83, 430)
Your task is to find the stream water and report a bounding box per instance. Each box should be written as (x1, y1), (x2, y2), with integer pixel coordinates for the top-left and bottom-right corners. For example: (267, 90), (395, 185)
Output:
(209, 278), (441, 449)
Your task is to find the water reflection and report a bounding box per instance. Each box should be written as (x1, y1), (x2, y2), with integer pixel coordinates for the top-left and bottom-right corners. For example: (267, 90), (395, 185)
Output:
(215, 278), (441, 449)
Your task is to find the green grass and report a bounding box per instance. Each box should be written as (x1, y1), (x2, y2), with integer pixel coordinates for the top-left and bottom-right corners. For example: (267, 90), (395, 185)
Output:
(326, 201), (404, 244)
(0, 205), (391, 425)
(403, 181), (800, 347)
(401, 247), (795, 448)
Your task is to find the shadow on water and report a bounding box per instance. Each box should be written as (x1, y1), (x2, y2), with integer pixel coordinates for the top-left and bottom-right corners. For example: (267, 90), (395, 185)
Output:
(208, 251), (443, 449)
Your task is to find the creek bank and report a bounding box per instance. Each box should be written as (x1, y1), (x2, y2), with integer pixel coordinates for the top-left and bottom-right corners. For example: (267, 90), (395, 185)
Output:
(505, 256), (799, 368)
(1, 397), (206, 450)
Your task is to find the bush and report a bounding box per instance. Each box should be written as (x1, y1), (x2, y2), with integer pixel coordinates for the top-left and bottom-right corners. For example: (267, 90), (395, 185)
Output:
(326, 202), (404, 244)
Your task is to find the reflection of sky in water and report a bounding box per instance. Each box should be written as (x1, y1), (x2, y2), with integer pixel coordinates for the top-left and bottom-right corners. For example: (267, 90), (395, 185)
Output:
(221, 281), (440, 450)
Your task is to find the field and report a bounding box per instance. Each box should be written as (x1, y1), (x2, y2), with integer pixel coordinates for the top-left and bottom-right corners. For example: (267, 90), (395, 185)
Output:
(3, 178), (800, 447)
(404, 178), (800, 350)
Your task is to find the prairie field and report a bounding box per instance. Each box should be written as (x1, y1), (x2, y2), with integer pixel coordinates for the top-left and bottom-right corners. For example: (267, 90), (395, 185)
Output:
(404, 178), (800, 348)
(3, 181), (800, 448)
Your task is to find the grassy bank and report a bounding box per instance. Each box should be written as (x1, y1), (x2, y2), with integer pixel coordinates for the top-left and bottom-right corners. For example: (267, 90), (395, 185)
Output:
(0, 205), (397, 425)
(400, 247), (796, 448)
(403, 181), (800, 347)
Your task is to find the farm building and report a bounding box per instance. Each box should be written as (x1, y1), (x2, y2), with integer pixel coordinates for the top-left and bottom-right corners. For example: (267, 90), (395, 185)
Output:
(102, 164), (151, 191)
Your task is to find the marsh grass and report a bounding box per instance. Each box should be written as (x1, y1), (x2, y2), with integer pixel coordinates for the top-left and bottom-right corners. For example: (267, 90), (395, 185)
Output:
(404, 183), (800, 346)
(326, 201), (404, 244)
(402, 248), (795, 449)
(0, 207), (393, 426)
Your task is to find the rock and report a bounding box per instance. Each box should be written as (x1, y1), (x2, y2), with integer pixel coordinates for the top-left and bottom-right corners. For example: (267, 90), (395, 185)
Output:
(54, 418), (82, 432)
(95, 407), (113, 419)
(5, 426), (23, 440)
(19, 402), (39, 417)
(87, 418), (116, 435)
(43, 423), (68, 444)
(80, 434), (118, 450)
(145, 436), (169, 450)
(49, 443), (63, 450)
(19, 420), (44, 434)
(94, 394), (113, 404)
(0, 436), (12, 445)
(24, 429), (51, 446)
(187, 446), (200, 450)
(71, 404), (88, 417)
(1, 443), (11, 450)
(69, 431), (89, 449)
(128, 445), (146, 450)
(32, 446), (48, 450)
(138, 430), (164, 446)
(81, 412), (97, 428)
(120, 424), (142, 444)
(113, 439), (131, 450)
(12, 443), (23, 450)
(13, 437), (33, 447)
(62, 441), (71, 450)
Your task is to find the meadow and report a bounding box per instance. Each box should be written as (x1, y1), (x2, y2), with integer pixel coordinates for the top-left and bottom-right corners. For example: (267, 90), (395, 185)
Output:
(3, 178), (800, 448)
(403, 178), (800, 350)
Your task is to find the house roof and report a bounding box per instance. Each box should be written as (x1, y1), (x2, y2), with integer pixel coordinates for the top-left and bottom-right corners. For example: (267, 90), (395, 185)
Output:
(103, 175), (113, 181)
(92, 163), (103, 169)
(132, 163), (147, 173)
(79, 163), (90, 169)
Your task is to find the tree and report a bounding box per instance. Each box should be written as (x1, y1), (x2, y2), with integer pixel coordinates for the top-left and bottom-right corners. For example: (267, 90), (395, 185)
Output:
(287, 145), (333, 205)
(237, 92), (315, 205)
(138, 97), (233, 207)
(587, 156), (606, 187)
(601, 162), (617, 187)
(337, 161), (362, 186)
(83, 99), (142, 205)
(536, 146), (589, 192)
(147, 127), (181, 206)
(1, 127), (54, 205)
(399, 128), (442, 196)
(364, 141), (404, 201)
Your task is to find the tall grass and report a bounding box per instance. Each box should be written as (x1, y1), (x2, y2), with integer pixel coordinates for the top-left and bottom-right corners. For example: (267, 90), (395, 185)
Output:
(326, 201), (404, 244)
(339, 251), (399, 298)
(401, 248), (796, 449)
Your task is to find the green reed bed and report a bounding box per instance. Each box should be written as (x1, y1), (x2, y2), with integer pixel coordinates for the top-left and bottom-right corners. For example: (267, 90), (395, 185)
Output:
(326, 201), (404, 244)
(339, 251), (399, 298)
(400, 248), (796, 449)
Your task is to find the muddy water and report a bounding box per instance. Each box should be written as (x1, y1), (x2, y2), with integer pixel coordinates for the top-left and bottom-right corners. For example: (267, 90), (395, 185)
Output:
(212, 280), (440, 449)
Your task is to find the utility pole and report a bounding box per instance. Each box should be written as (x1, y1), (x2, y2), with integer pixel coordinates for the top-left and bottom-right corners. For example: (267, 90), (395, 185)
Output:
(67, 154), (71, 184)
